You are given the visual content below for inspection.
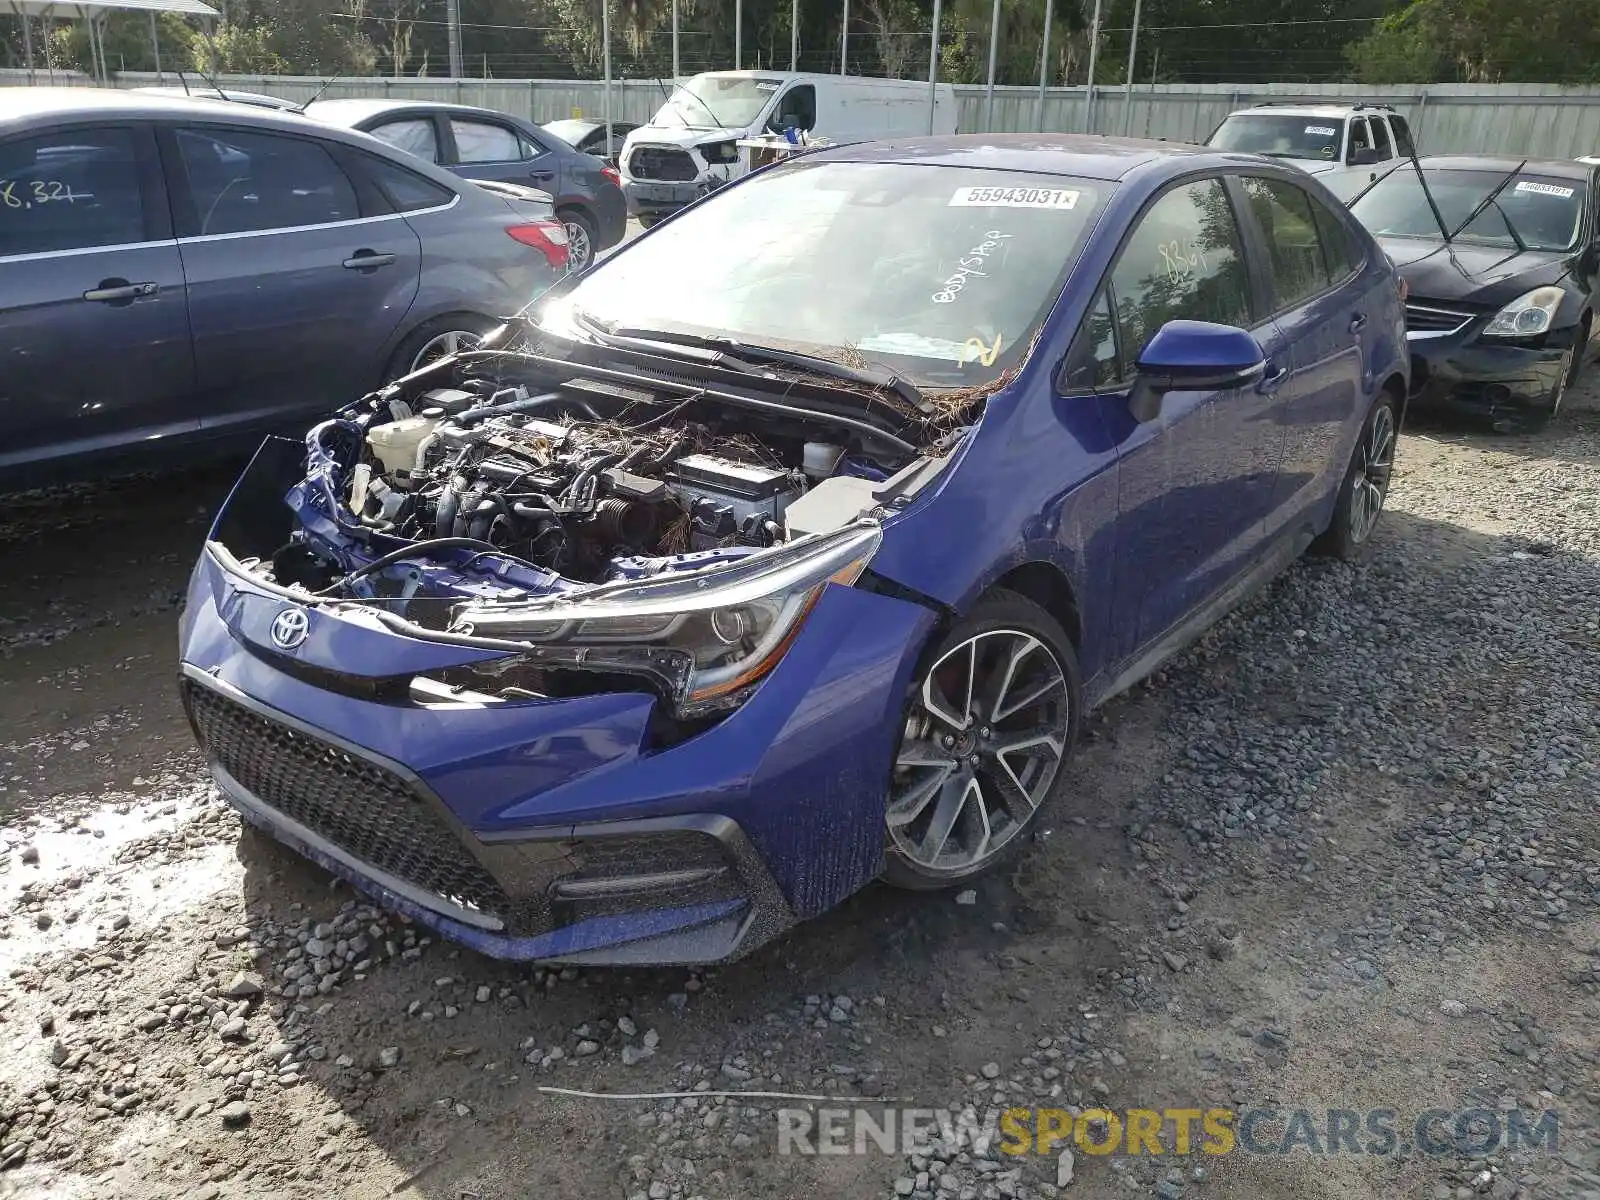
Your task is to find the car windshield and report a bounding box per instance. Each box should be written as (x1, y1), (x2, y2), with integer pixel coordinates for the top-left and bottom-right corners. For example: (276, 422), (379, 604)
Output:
(538, 161), (1107, 390)
(1209, 114), (1343, 162)
(1350, 167), (1588, 252)
(652, 75), (783, 129)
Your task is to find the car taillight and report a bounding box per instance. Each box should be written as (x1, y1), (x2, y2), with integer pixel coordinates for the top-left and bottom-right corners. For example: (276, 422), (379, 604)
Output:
(507, 221), (569, 271)
(601, 165), (621, 189)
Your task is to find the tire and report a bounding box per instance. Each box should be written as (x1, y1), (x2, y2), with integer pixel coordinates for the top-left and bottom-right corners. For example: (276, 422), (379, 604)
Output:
(637, 214), (663, 230)
(882, 589), (1082, 891)
(557, 206), (598, 271)
(1312, 391), (1398, 562)
(384, 313), (499, 382)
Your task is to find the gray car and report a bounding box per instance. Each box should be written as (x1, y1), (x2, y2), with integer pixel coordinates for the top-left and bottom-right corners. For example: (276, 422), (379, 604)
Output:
(304, 99), (628, 270)
(0, 88), (569, 490)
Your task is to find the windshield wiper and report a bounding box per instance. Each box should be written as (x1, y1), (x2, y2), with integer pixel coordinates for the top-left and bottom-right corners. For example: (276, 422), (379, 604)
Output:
(1450, 160), (1527, 242)
(669, 84), (728, 130)
(1485, 199), (1528, 252)
(580, 319), (930, 414)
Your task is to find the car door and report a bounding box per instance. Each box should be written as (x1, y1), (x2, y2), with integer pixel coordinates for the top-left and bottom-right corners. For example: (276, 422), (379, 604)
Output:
(0, 122), (196, 480)
(444, 116), (558, 192)
(1237, 175), (1370, 538)
(1095, 176), (1290, 655)
(162, 123), (423, 433)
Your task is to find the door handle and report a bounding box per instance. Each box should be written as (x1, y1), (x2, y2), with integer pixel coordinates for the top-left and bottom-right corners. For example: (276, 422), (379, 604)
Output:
(1257, 363), (1290, 395)
(1349, 313), (1369, 334)
(343, 251), (397, 270)
(529, 170), (555, 182)
(83, 280), (157, 303)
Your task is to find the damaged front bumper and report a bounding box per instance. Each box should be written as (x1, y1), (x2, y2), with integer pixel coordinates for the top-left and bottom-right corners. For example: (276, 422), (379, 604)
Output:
(178, 443), (939, 966)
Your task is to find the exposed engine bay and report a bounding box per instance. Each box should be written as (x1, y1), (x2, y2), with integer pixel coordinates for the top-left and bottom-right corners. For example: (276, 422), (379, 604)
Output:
(234, 345), (962, 617)
(347, 382), (859, 578)
(205, 343), (968, 718)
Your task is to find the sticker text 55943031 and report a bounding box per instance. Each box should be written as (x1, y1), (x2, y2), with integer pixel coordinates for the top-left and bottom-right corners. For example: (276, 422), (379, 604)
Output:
(950, 186), (1079, 210)
(933, 231), (1013, 305)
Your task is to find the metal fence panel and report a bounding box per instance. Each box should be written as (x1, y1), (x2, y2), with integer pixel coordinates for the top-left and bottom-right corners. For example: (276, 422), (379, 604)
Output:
(5, 69), (1600, 158)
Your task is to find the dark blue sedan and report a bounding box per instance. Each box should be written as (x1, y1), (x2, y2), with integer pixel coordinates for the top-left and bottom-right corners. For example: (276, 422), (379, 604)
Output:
(305, 98), (629, 271)
(179, 134), (1408, 966)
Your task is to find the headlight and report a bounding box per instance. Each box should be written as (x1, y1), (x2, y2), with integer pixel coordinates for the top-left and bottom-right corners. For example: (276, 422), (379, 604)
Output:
(1482, 286), (1566, 338)
(449, 524), (881, 714)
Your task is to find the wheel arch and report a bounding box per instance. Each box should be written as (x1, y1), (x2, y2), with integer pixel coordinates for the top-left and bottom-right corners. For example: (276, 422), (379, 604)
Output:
(985, 560), (1083, 652)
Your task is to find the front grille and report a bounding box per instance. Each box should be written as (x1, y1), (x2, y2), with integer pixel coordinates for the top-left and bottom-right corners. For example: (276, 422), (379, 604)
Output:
(184, 682), (513, 923)
(629, 145), (697, 182)
(1405, 300), (1478, 335)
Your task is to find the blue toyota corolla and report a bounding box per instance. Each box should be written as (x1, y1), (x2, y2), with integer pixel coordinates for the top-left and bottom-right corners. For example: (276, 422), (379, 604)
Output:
(179, 135), (1407, 965)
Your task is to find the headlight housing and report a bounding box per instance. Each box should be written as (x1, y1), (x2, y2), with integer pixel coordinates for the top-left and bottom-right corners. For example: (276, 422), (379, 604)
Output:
(1482, 286), (1566, 339)
(449, 524), (882, 715)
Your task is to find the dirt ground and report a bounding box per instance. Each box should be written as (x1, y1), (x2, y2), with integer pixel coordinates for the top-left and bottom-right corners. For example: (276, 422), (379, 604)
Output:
(1, 380), (1598, 1200)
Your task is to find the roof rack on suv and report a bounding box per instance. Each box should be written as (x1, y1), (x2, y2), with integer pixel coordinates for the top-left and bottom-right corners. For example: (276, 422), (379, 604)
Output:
(1239, 100), (1396, 113)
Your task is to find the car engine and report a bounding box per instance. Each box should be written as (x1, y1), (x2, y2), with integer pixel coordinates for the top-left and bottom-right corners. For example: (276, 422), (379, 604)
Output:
(340, 383), (868, 584)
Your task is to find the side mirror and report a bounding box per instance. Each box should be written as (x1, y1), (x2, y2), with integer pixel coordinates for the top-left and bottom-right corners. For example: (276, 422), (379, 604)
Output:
(1127, 320), (1267, 423)
(1349, 147), (1380, 167)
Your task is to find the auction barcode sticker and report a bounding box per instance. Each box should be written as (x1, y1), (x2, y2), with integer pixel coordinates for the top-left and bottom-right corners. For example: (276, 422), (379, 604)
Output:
(1514, 180), (1575, 198)
(1304, 125), (1338, 136)
(950, 186), (1080, 209)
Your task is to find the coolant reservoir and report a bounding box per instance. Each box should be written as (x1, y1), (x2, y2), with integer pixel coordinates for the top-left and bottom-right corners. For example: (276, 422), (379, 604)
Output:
(367, 416), (439, 476)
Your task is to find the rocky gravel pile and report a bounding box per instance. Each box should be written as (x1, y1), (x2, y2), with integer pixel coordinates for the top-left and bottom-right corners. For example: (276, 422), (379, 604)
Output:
(2, 408), (1600, 1199)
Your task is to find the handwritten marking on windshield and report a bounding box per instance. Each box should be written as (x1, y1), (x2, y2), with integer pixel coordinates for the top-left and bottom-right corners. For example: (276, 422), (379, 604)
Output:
(0, 179), (81, 209)
(932, 231), (1013, 305)
(1157, 237), (1209, 282)
(1304, 125), (1338, 137)
(959, 333), (1004, 367)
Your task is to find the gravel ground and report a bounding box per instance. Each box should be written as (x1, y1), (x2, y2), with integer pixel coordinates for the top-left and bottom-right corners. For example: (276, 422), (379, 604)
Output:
(2, 381), (1599, 1200)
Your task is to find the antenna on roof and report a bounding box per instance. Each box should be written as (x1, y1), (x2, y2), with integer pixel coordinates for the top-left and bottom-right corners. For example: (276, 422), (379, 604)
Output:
(289, 75), (339, 115)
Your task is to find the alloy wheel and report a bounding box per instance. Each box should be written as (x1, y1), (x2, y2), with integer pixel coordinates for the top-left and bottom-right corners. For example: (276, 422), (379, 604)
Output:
(408, 329), (483, 374)
(1349, 404), (1396, 545)
(887, 629), (1070, 876)
(563, 220), (592, 271)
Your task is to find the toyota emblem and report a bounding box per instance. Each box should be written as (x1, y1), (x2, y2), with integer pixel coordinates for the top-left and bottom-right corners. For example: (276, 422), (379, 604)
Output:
(269, 606), (310, 651)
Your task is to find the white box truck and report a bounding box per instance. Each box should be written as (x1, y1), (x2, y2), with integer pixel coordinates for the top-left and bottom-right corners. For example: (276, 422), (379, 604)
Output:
(619, 71), (959, 226)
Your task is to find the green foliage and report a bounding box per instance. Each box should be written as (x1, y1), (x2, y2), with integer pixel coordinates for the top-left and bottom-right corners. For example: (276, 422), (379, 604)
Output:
(1346, 0), (1600, 85)
(5, 0), (1597, 86)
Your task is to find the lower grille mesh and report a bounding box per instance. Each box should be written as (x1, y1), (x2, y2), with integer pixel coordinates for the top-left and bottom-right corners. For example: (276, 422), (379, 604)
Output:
(184, 682), (512, 922)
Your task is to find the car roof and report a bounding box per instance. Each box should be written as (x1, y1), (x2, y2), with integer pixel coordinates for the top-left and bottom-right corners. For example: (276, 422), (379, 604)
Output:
(0, 85), (329, 132)
(305, 97), (529, 126)
(810, 133), (1259, 182)
(1414, 154), (1594, 180)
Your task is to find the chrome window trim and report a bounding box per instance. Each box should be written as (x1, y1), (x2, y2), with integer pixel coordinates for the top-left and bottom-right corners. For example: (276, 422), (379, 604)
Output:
(0, 237), (180, 265)
(174, 192), (460, 244)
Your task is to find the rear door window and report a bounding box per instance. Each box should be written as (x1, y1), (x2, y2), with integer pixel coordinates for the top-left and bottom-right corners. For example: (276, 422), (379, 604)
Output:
(1240, 177), (1332, 310)
(175, 128), (360, 236)
(1109, 177), (1255, 368)
(1390, 115), (1416, 158)
(1370, 116), (1393, 161)
(449, 119), (524, 164)
(0, 127), (147, 257)
(367, 118), (440, 164)
(357, 153), (456, 212)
